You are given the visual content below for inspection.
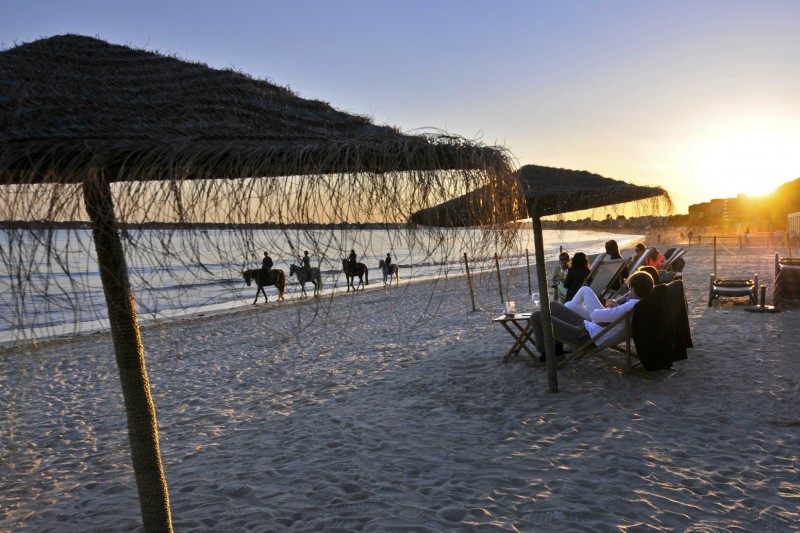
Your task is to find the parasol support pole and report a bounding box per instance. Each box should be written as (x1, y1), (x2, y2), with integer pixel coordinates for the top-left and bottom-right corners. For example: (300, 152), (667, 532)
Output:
(82, 170), (173, 533)
(532, 215), (558, 393)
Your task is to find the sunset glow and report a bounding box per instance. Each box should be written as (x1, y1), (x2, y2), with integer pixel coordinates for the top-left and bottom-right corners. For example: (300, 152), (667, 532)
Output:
(694, 129), (800, 198)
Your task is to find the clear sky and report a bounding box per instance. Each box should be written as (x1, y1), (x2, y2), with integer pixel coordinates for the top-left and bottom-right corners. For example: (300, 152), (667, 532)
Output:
(4, 0), (800, 214)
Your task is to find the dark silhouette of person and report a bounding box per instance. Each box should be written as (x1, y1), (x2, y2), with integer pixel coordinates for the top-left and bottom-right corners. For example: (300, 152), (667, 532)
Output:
(262, 252), (273, 284)
(563, 252), (590, 301)
(605, 239), (627, 290)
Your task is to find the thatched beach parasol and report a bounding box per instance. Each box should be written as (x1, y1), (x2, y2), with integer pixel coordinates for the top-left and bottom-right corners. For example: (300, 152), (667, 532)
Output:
(411, 164), (671, 392)
(0, 34), (515, 531)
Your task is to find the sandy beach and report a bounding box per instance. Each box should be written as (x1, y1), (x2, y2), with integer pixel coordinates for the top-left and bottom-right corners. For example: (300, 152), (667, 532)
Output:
(1, 239), (798, 531)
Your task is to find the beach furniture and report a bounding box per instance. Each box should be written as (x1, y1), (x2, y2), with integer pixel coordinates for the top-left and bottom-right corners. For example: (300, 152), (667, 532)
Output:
(493, 312), (536, 363)
(708, 274), (757, 306)
(629, 246), (654, 273)
(773, 255), (800, 308)
(586, 256), (629, 300)
(559, 280), (691, 373)
(662, 247), (686, 273)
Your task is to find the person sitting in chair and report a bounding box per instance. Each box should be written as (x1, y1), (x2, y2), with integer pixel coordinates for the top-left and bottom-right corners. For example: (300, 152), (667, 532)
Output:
(645, 247), (666, 270)
(529, 271), (655, 361)
(261, 251), (273, 284)
(604, 239), (628, 291)
(551, 252), (570, 303)
(562, 251), (590, 302)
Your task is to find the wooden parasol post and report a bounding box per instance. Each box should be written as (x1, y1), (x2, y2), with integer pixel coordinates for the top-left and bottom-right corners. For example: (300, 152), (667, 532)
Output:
(531, 214), (558, 393)
(83, 170), (173, 533)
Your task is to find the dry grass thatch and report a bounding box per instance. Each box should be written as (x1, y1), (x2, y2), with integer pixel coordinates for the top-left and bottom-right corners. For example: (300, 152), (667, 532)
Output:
(410, 164), (672, 226)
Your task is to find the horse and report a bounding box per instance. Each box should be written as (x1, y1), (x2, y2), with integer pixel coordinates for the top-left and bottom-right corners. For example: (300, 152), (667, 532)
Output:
(341, 259), (368, 291)
(289, 264), (322, 298)
(378, 259), (399, 286)
(242, 269), (286, 304)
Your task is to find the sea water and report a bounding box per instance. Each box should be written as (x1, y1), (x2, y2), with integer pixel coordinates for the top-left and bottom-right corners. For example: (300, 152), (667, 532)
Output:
(0, 226), (641, 345)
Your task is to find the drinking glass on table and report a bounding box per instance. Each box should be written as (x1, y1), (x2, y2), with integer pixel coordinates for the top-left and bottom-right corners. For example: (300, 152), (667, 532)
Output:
(532, 292), (540, 306)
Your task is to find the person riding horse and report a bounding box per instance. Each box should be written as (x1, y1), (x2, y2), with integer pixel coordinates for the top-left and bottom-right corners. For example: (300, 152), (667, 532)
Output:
(385, 253), (392, 267)
(302, 251), (312, 276)
(348, 249), (357, 270)
(262, 252), (273, 284)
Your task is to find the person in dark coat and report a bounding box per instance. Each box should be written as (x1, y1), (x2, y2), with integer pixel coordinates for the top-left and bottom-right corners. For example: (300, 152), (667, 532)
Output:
(605, 240), (628, 291)
(302, 251), (311, 275)
(348, 249), (357, 269)
(563, 252), (590, 301)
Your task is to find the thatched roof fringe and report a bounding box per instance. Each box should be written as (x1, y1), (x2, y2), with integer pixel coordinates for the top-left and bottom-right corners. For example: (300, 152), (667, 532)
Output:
(0, 138), (512, 184)
(409, 164), (672, 227)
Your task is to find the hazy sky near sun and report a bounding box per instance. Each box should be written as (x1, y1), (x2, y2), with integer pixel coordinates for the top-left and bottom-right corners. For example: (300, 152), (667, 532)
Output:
(3, 0), (800, 213)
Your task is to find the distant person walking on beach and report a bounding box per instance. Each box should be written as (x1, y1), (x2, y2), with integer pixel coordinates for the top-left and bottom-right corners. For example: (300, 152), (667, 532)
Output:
(745, 226), (751, 244)
(261, 252), (273, 283)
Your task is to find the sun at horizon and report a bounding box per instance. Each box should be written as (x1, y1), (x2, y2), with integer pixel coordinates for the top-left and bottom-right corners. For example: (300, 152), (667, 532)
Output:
(694, 129), (800, 199)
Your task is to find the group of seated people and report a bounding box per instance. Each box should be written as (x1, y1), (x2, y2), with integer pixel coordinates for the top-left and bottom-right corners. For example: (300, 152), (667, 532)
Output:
(532, 270), (655, 361)
(541, 239), (671, 362)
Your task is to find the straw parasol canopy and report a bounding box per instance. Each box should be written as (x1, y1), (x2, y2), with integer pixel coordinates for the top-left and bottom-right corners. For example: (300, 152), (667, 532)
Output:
(410, 164), (670, 226)
(0, 34), (510, 185)
(410, 164), (671, 393)
(0, 34), (515, 532)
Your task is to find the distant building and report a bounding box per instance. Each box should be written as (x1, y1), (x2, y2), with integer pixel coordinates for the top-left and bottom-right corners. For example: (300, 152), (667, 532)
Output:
(788, 212), (800, 236)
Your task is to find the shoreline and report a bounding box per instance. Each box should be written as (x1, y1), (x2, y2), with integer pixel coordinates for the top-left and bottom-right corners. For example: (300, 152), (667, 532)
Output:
(3, 238), (797, 530)
(0, 230), (648, 351)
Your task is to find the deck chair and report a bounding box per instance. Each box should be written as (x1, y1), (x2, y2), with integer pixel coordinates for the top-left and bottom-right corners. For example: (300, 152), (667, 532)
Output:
(586, 257), (629, 300)
(662, 247), (686, 273)
(557, 307), (635, 371)
(558, 280), (692, 373)
(628, 246), (654, 273)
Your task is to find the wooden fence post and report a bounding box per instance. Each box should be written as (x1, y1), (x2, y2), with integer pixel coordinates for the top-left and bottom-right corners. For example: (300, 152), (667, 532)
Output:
(525, 249), (532, 295)
(494, 253), (504, 303)
(464, 252), (476, 312)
